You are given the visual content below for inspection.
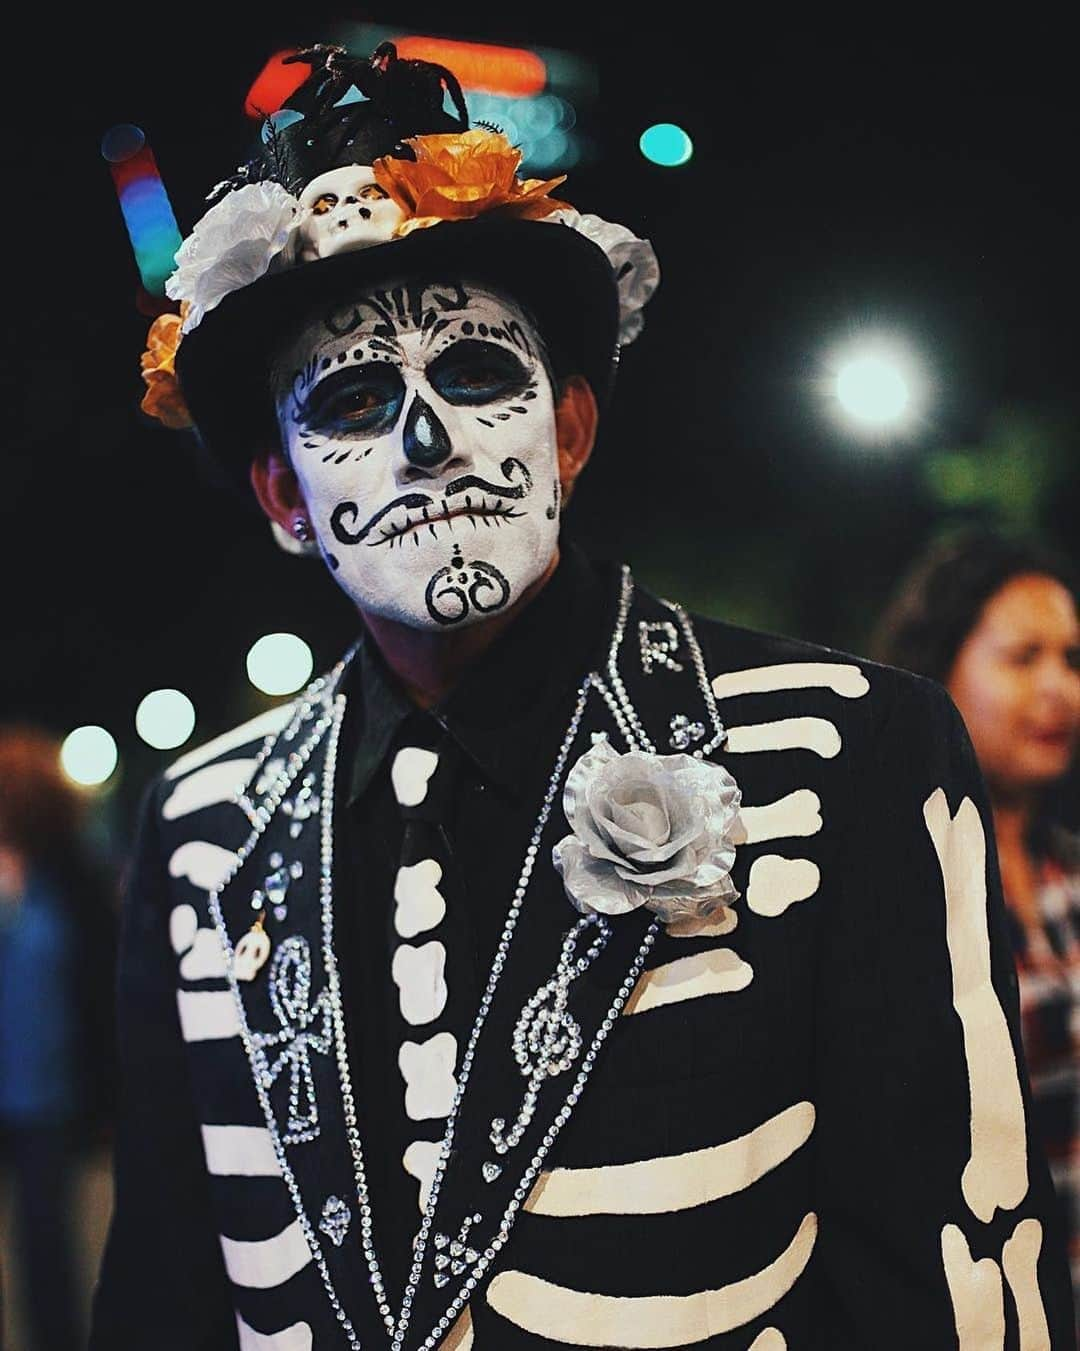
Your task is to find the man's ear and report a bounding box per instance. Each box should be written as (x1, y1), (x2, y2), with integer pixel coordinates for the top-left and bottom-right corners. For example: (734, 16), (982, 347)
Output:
(250, 450), (310, 534)
(555, 375), (599, 505)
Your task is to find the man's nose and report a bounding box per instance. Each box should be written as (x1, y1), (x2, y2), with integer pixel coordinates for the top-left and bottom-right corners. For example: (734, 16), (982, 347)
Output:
(396, 393), (459, 478)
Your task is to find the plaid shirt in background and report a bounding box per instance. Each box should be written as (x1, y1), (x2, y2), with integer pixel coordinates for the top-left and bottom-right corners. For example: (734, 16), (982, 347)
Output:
(1007, 831), (1080, 1315)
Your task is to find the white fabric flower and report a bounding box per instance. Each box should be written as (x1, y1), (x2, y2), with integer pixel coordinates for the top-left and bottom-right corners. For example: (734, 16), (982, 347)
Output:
(548, 208), (661, 346)
(166, 182), (301, 333)
(551, 738), (741, 922)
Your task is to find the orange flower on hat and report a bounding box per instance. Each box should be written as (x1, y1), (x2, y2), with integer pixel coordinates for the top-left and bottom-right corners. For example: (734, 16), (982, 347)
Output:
(139, 306), (193, 430)
(373, 128), (570, 236)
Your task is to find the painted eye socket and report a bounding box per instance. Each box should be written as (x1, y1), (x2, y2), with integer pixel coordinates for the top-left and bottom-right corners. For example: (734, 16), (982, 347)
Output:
(311, 193), (339, 216)
(427, 339), (530, 406)
(301, 364), (405, 436)
(357, 184), (389, 201)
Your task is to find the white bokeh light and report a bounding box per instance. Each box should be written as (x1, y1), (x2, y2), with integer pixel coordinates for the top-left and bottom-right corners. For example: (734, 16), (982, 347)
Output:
(836, 355), (910, 425)
(823, 333), (925, 438)
(135, 688), (196, 750)
(246, 633), (314, 696)
(60, 725), (118, 786)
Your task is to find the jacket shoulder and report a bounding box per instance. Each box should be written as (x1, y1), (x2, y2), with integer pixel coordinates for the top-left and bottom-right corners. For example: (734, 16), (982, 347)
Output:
(685, 608), (957, 729)
(163, 702), (298, 783)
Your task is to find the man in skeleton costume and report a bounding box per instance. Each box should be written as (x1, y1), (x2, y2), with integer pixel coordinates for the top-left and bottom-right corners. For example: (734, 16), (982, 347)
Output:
(91, 43), (1075, 1351)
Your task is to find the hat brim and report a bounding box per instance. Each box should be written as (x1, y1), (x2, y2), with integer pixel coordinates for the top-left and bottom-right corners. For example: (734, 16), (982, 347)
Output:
(175, 216), (620, 496)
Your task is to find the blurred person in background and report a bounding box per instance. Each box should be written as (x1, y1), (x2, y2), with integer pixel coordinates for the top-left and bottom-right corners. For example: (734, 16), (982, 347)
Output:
(874, 529), (1080, 1302)
(0, 727), (117, 1351)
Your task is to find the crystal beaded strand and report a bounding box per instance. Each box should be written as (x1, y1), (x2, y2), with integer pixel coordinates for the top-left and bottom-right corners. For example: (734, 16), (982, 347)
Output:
(316, 690), (397, 1332)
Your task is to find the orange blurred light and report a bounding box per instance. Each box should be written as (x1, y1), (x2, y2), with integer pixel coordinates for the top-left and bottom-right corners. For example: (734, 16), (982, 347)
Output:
(244, 49), (309, 119)
(392, 35), (546, 97)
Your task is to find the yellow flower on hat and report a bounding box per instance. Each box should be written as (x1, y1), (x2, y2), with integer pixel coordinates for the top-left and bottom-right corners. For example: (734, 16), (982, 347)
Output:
(373, 128), (570, 236)
(139, 306), (193, 429)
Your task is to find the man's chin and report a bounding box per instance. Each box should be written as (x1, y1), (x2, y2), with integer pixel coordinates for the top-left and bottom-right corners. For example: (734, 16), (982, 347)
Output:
(337, 548), (555, 633)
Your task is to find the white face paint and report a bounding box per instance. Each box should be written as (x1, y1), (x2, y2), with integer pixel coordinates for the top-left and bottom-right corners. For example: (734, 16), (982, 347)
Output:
(295, 165), (405, 262)
(272, 279), (562, 630)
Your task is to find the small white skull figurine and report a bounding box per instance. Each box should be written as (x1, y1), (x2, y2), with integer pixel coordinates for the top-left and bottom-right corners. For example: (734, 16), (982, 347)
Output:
(296, 164), (405, 263)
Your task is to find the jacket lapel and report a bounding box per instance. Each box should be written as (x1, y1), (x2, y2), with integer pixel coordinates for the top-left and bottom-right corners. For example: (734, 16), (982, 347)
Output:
(212, 670), (391, 1339)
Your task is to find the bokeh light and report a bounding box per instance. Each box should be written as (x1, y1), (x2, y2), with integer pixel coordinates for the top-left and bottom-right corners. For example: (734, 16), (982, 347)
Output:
(103, 127), (183, 295)
(60, 726), (119, 787)
(100, 123), (146, 163)
(246, 633), (314, 696)
(639, 123), (693, 167)
(135, 688), (197, 750)
(244, 49), (311, 119)
(836, 355), (911, 426)
(821, 333), (926, 438)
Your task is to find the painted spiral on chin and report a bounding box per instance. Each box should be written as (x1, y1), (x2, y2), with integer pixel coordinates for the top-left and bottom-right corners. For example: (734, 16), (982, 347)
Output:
(425, 559), (511, 626)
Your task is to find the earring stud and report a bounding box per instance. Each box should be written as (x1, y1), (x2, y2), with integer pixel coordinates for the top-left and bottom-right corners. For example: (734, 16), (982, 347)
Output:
(292, 517), (312, 542)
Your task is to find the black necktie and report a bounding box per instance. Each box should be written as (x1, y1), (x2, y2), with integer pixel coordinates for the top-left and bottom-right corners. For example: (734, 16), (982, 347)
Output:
(386, 716), (477, 1230)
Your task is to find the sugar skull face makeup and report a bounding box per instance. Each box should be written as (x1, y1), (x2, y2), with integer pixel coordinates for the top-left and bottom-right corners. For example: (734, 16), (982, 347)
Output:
(272, 278), (562, 629)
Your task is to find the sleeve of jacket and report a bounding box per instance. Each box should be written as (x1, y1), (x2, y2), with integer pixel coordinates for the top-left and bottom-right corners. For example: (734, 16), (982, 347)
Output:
(89, 778), (239, 1350)
(811, 667), (1075, 1348)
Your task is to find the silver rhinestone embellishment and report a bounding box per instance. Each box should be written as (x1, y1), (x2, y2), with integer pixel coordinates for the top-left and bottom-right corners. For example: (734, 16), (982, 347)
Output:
(319, 1195), (351, 1247)
(251, 936), (333, 1144)
(639, 620), (683, 674)
(487, 916), (609, 1164)
(669, 713), (706, 749)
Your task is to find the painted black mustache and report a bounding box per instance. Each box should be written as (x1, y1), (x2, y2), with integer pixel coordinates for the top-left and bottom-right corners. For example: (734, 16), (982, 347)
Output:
(330, 458), (532, 546)
(331, 492), (430, 545)
(443, 458), (532, 501)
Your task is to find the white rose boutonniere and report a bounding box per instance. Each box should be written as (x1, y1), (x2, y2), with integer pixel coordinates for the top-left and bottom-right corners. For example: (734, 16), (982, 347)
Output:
(551, 737), (742, 923)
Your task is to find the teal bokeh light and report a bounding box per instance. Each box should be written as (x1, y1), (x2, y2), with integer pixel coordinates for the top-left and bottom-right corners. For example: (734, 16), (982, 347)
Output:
(639, 123), (693, 167)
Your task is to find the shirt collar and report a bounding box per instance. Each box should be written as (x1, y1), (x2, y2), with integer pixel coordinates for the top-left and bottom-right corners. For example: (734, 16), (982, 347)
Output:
(344, 538), (619, 805)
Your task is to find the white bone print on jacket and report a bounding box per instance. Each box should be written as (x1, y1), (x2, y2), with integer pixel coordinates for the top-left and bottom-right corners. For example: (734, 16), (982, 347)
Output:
(392, 941), (449, 1024)
(391, 742), (462, 1208)
(923, 789), (1028, 1222)
(399, 1032), (458, 1120)
(394, 857), (447, 938)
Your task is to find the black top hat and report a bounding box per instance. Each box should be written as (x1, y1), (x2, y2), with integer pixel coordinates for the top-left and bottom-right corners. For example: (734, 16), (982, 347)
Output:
(159, 42), (654, 491)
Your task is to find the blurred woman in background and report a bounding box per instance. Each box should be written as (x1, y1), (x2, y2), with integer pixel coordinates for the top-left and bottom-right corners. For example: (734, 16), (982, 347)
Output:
(874, 528), (1080, 1300)
(0, 727), (117, 1351)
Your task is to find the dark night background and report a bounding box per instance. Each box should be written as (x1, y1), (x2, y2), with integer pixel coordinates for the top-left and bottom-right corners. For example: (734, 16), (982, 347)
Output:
(3, 9), (1077, 835)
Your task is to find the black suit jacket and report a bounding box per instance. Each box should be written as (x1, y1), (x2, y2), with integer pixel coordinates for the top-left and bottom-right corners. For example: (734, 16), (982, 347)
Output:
(91, 560), (1074, 1349)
